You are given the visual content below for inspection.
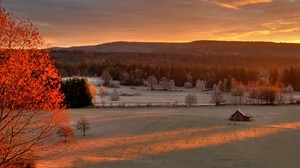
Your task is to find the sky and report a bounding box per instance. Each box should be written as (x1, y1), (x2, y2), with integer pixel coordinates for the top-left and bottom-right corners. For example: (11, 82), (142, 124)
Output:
(2, 0), (300, 47)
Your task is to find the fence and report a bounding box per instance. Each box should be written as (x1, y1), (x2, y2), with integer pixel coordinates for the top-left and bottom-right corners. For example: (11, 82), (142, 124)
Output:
(93, 101), (214, 108)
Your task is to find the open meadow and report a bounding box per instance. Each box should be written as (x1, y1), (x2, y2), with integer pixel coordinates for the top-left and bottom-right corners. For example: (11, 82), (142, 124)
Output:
(2, 1), (300, 168)
(37, 105), (300, 168)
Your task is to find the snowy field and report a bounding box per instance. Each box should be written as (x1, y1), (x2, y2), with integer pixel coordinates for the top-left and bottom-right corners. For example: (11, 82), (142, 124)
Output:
(96, 85), (214, 106)
(37, 105), (300, 168)
(63, 77), (300, 106)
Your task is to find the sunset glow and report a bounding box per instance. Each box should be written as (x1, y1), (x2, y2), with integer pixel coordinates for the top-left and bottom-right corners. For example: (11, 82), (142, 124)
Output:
(37, 121), (300, 167)
(2, 0), (300, 47)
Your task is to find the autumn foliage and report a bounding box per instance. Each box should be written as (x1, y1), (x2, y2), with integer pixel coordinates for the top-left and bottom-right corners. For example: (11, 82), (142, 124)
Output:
(0, 8), (68, 167)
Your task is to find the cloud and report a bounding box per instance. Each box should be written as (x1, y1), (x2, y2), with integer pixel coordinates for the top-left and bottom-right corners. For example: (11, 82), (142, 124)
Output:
(201, 0), (273, 10)
(2, 0), (299, 46)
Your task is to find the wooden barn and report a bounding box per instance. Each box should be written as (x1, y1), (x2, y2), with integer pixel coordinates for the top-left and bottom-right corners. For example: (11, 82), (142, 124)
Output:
(229, 109), (253, 121)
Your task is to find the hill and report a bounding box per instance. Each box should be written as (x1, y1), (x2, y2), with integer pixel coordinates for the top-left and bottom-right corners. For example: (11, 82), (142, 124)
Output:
(52, 40), (300, 57)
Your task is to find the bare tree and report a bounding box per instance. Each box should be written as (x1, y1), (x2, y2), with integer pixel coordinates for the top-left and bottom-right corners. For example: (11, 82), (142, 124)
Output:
(211, 84), (224, 106)
(76, 117), (91, 137)
(101, 70), (112, 86)
(0, 8), (68, 167)
(57, 125), (74, 143)
(185, 94), (198, 106)
(147, 75), (157, 90)
(258, 86), (279, 105)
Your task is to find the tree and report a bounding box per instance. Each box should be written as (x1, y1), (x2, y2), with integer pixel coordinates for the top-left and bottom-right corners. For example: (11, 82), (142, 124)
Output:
(61, 78), (93, 108)
(76, 117), (91, 137)
(0, 8), (68, 167)
(169, 79), (175, 90)
(230, 84), (246, 104)
(99, 85), (107, 103)
(57, 125), (74, 143)
(195, 79), (206, 91)
(159, 76), (169, 90)
(211, 84), (224, 106)
(110, 89), (120, 101)
(286, 84), (294, 104)
(247, 81), (260, 104)
(101, 70), (112, 86)
(260, 86), (279, 105)
(159, 77), (174, 91)
(222, 78), (231, 92)
(89, 84), (97, 103)
(269, 68), (279, 85)
(147, 75), (157, 90)
(185, 94), (197, 106)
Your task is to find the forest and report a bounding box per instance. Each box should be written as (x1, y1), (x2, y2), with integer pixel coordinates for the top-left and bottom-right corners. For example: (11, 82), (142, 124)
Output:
(51, 48), (300, 91)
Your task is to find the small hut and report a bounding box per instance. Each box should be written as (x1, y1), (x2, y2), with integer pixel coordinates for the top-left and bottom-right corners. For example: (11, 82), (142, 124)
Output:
(229, 109), (252, 121)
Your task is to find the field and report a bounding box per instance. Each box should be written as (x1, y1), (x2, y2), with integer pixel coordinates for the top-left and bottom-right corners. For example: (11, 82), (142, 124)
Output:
(37, 105), (300, 168)
(79, 77), (300, 106)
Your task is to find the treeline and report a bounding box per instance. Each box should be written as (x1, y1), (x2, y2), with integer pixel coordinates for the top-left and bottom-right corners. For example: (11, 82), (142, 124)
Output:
(51, 50), (300, 91)
(51, 50), (300, 69)
(53, 41), (300, 57)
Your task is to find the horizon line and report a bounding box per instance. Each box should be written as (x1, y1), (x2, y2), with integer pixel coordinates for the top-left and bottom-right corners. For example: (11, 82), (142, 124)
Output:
(50, 39), (300, 48)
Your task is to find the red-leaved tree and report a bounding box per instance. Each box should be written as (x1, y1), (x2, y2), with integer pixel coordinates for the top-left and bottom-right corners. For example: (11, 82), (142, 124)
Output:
(0, 8), (69, 167)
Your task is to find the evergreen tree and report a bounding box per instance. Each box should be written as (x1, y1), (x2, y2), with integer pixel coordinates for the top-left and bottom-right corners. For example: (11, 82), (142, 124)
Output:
(61, 78), (93, 108)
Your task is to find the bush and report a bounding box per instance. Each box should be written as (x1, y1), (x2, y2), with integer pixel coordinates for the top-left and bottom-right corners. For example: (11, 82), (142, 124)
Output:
(61, 78), (93, 108)
(57, 125), (74, 143)
(110, 89), (120, 101)
(109, 81), (120, 88)
(185, 94), (197, 106)
(147, 75), (157, 90)
(12, 155), (36, 168)
(184, 82), (193, 89)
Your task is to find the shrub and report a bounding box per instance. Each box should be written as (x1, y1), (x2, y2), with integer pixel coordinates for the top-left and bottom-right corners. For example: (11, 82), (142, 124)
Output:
(109, 81), (120, 88)
(185, 94), (197, 106)
(11, 154), (36, 168)
(57, 125), (74, 143)
(110, 89), (120, 101)
(184, 82), (193, 89)
(147, 75), (157, 90)
(195, 79), (206, 91)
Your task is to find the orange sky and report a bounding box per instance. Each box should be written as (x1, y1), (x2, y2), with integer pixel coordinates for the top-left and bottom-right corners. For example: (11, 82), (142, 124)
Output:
(3, 0), (300, 47)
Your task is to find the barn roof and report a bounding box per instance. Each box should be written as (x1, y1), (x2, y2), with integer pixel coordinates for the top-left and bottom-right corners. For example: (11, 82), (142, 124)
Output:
(233, 108), (253, 118)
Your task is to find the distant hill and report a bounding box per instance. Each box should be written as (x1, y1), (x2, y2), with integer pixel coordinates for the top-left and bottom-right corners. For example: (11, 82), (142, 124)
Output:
(52, 41), (300, 57)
